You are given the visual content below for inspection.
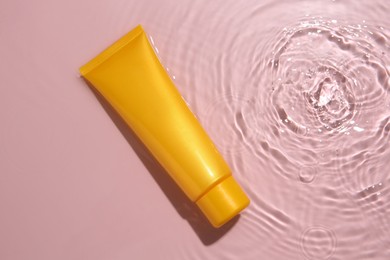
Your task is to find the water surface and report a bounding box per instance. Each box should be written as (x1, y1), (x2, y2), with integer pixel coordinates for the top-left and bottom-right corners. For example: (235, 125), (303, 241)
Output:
(0, 0), (389, 259)
(149, 0), (390, 259)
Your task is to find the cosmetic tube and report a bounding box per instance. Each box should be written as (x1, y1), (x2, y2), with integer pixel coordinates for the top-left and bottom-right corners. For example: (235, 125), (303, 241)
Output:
(79, 25), (249, 227)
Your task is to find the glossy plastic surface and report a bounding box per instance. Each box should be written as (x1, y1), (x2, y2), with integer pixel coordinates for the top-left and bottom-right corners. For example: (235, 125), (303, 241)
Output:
(79, 25), (249, 227)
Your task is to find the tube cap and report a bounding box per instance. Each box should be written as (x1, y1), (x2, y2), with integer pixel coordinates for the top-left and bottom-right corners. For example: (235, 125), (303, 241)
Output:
(195, 176), (250, 228)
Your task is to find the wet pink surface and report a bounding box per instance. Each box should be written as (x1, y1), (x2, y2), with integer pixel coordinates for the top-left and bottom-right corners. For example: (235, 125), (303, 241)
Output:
(1, 0), (389, 259)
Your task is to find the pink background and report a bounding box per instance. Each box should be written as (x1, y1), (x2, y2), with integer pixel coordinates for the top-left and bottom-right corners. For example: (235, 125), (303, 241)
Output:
(0, 1), (248, 259)
(1, 0), (389, 259)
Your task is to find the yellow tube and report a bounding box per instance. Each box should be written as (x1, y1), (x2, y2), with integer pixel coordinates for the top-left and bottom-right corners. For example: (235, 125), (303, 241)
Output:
(79, 25), (249, 227)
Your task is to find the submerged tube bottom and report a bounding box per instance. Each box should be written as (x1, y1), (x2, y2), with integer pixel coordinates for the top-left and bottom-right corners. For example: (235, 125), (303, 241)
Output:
(196, 176), (250, 227)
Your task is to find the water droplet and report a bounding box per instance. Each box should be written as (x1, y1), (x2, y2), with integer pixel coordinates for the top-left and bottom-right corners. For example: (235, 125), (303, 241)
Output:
(301, 226), (337, 260)
(353, 126), (364, 132)
(149, 36), (155, 46)
(299, 166), (317, 183)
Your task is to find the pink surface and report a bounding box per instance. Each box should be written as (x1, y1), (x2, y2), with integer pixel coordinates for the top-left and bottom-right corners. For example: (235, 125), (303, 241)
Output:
(1, 0), (390, 259)
(0, 1), (242, 259)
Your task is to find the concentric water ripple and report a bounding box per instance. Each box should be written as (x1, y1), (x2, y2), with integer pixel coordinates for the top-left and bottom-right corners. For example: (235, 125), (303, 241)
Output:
(141, 0), (390, 259)
(301, 226), (336, 260)
(269, 18), (389, 135)
(202, 95), (256, 153)
(196, 15), (389, 260)
(250, 18), (390, 185)
(2, 0), (390, 259)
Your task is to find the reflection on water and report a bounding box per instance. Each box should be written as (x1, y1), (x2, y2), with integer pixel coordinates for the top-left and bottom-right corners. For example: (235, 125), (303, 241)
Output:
(144, 0), (390, 258)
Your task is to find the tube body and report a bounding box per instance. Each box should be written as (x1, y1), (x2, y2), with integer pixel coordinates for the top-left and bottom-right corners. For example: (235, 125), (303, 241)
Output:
(80, 25), (249, 227)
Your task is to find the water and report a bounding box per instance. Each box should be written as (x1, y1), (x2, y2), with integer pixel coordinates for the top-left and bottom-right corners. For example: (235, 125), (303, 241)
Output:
(145, 0), (390, 258)
(1, 0), (389, 259)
